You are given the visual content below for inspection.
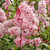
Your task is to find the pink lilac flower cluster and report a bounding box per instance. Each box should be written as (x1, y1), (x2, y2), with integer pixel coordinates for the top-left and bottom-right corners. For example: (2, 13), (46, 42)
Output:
(34, 38), (42, 47)
(0, 18), (14, 38)
(38, 0), (47, 15)
(38, 0), (49, 26)
(13, 2), (42, 47)
(14, 37), (42, 47)
(14, 37), (27, 47)
(10, 1), (39, 37)
(3, 0), (12, 10)
(45, 0), (49, 4)
(0, 8), (7, 22)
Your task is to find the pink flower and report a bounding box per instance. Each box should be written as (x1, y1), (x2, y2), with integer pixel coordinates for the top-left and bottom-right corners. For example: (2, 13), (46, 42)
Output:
(38, 0), (47, 15)
(14, 2), (39, 37)
(33, 31), (39, 36)
(45, 0), (49, 4)
(0, 8), (7, 22)
(6, 12), (11, 17)
(27, 39), (34, 46)
(42, 21), (49, 25)
(34, 38), (42, 47)
(30, 6), (35, 12)
(22, 28), (32, 37)
(14, 37), (27, 47)
(3, 0), (11, 10)
(0, 33), (3, 38)
(9, 26), (21, 36)
(3, 19), (14, 28)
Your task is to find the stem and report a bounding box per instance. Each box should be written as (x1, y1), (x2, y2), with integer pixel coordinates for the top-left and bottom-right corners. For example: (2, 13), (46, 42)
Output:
(42, 45), (44, 50)
(34, 44), (36, 50)
(18, 47), (22, 50)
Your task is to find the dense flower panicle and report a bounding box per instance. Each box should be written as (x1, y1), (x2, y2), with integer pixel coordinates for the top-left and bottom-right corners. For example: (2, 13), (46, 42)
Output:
(15, 2), (39, 26)
(0, 8), (7, 22)
(38, 0), (47, 15)
(14, 1), (39, 46)
(3, 0), (11, 9)
(14, 2), (39, 37)
(34, 38), (42, 47)
(38, 0), (49, 26)
(14, 37), (27, 47)
(42, 21), (49, 26)
(8, 26), (21, 36)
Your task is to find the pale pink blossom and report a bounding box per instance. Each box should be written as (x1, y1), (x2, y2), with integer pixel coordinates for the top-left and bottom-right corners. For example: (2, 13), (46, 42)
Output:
(33, 31), (39, 36)
(3, 0), (11, 9)
(42, 21), (49, 25)
(0, 8), (7, 22)
(0, 19), (14, 34)
(45, 0), (49, 4)
(27, 39), (34, 46)
(34, 38), (42, 47)
(38, 0), (49, 26)
(38, 15), (47, 21)
(8, 26), (21, 36)
(3, 19), (14, 28)
(22, 28), (32, 37)
(14, 37), (27, 47)
(38, 0), (47, 15)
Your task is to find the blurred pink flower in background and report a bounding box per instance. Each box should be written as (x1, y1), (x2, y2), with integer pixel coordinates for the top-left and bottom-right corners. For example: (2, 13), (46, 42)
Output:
(0, 8), (7, 22)
(6, 12), (11, 17)
(34, 38), (42, 47)
(38, 0), (47, 15)
(48, 6), (50, 13)
(38, 0), (49, 26)
(3, 0), (12, 10)
(45, 0), (49, 4)
(27, 39), (34, 46)
(0, 33), (3, 38)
